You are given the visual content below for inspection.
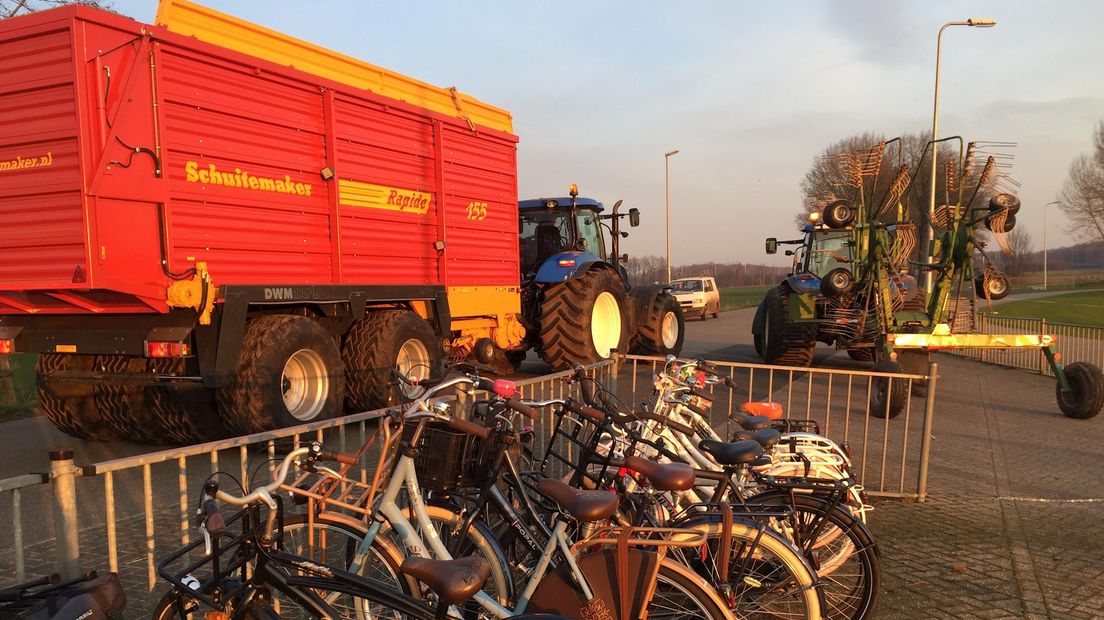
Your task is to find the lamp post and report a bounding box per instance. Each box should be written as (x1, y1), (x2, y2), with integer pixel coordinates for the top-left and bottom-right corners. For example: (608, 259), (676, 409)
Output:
(925, 18), (997, 292)
(664, 149), (680, 283)
(1044, 200), (1061, 291)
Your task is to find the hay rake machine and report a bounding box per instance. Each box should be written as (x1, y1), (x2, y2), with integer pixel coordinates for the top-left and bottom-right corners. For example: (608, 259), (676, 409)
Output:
(753, 137), (1103, 420)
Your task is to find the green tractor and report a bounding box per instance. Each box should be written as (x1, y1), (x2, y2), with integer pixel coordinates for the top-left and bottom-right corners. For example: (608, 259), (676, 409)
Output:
(753, 137), (1103, 419)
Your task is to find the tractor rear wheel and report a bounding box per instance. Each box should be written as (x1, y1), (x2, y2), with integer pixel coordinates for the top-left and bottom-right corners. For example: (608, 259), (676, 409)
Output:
(219, 315), (345, 434)
(37, 354), (120, 441)
(761, 286), (817, 367)
(1056, 362), (1104, 419)
(869, 360), (907, 419)
(343, 310), (442, 410)
(631, 293), (685, 356)
(538, 268), (629, 370)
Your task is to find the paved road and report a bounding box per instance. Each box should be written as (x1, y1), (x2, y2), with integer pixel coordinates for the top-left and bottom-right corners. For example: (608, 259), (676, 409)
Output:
(3, 308), (1102, 618)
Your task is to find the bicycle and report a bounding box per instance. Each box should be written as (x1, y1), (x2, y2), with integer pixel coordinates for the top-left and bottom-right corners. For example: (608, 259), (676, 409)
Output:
(154, 442), (556, 619)
(0, 570), (125, 619)
(281, 370), (738, 618)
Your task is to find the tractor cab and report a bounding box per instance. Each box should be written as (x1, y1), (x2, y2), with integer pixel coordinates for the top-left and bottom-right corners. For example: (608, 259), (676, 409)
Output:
(519, 197), (607, 277)
(518, 184), (639, 282)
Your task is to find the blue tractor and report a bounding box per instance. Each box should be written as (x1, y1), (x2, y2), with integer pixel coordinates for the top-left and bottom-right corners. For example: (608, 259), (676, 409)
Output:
(513, 186), (685, 370)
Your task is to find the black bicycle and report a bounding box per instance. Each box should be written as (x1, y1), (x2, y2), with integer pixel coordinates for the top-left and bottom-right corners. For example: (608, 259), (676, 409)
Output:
(154, 442), (565, 619)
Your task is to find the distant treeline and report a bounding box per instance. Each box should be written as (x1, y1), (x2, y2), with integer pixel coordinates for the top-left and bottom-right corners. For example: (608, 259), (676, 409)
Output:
(626, 255), (789, 287)
(1013, 240), (1104, 272)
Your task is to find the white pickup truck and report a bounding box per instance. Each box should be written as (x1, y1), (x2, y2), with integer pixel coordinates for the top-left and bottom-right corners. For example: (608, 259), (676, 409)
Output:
(669, 276), (720, 320)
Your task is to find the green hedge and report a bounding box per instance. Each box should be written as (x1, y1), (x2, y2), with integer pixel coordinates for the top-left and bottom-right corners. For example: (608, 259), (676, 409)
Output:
(0, 353), (37, 413)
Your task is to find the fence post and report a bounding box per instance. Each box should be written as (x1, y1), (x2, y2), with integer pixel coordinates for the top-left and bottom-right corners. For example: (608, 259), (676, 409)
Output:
(49, 448), (81, 579)
(1039, 318), (1048, 375)
(916, 362), (938, 502)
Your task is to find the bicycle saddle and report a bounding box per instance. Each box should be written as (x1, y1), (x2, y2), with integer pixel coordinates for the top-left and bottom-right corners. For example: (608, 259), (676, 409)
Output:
(536, 478), (618, 522)
(698, 439), (764, 466)
(739, 401), (783, 420)
(624, 455), (695, 492)
(399, 556), (491, 606)
(728, 410), (771, 430)
(729, 427), (782, 449)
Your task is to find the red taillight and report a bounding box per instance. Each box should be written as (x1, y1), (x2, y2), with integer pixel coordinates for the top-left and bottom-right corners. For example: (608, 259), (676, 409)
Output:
(147, 341), (188, 358)
(558, 259), (576, 267)
(0, 339), (12, 354)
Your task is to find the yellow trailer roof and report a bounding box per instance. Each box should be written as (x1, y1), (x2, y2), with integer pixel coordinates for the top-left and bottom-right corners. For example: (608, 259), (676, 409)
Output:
(154, 0), (513, 134)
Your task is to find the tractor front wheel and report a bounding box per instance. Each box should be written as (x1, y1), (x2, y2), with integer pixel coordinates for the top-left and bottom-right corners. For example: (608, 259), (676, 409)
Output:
(1056, 362), (1104, 419)
(761, 286), (817, 367)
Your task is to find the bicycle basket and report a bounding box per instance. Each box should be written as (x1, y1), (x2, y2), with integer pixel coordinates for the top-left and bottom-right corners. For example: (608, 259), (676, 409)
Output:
(402, 421), (478, 492)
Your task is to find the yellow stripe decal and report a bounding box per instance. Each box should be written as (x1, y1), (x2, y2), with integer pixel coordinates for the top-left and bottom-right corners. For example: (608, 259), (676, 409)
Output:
(338, 180), (432, 215)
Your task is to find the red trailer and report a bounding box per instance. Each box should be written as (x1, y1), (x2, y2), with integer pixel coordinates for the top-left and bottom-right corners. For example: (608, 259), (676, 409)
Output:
(0, 2), (525, 442)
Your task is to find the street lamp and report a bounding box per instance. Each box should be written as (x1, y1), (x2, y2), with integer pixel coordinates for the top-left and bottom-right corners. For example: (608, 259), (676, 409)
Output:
(664, 149), (680, 283)
(925, 18), (997, 293)
(1044, 200), (1061, 291)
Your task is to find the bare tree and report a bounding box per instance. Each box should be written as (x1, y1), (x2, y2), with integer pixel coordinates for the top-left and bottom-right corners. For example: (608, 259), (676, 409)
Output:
(2, 0), (109, 19)
(999, 228), (1033, 276)
(1058, 122), (1104, 242)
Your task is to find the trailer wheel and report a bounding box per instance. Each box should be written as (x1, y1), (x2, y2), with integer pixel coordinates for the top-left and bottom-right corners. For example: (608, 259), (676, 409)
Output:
(988, 193), (1021, 214)
(1057, 362), (1104, 419)
(823, 199), (855, 228)
(145, 358), (230, 444)
(869, 360), (907, 419)
(761, 286), (817, 367)
(37, 354), (119, 441)
(538, 268), (629, 370)
(343, 310), (442, 410)
(974, 273), (1010, 300)
(631, 293), (685, 356)
(219, 315), (345, 434)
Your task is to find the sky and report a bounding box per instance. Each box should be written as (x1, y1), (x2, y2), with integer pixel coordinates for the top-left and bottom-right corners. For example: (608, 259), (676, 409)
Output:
(109, 0), (1104, 267)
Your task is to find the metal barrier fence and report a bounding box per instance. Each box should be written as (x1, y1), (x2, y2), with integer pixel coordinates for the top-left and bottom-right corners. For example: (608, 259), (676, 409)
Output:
(616, 355), (937, 501)
(0, 361), (613, 614)
(0, 355), (938, 611)
(953, 315), (1104, 376)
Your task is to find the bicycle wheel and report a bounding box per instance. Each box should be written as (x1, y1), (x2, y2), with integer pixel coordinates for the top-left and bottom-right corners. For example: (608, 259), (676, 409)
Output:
(649, 558), (736, 619)
(751, 492), (880, 620)
(671, 518), (822, 619)
(280, 513), (410, 619)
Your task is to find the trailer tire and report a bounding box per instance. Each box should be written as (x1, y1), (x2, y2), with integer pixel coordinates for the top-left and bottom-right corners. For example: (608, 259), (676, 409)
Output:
(37, 354), (120, 441)
(538, 268), (629, 370)
(761, 286), (817, 367)
(988, 193), (1021, 215)
(219, 315), (345, 434)
(869, 360), (907, 419)
(1057, 362), (1104, 419)
(631, 293), (685, 356)
(343, 310), (442, 410)
(145, 358), (230, 444)
(974, 273), (1010, 300)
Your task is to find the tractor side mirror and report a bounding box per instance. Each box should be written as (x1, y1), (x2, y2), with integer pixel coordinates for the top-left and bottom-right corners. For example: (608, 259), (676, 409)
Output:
(628, 208), (640, 227)
(620, 253), (629, 263)
(766, 238), (778, 254)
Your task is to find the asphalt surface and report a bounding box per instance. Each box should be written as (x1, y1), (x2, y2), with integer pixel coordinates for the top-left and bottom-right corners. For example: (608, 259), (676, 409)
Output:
(2, 307), (1102, 618)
